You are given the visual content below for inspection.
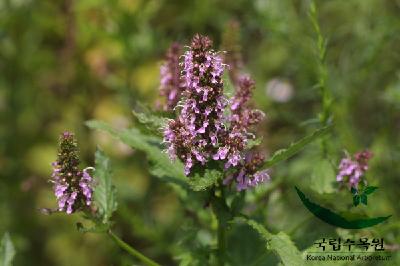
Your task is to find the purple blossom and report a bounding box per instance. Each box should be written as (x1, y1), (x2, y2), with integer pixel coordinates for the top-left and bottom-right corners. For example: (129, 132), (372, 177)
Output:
(163, 34), (269, 190)
(224, 152), (270, 191)
(336, 150), (373, 188)
(159, 43), (183, 110)
(164, 34), (227, 175)
(51, 132), (94, 214)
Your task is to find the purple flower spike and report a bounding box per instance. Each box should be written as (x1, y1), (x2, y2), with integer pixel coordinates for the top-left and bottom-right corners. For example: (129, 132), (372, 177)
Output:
(164, 34), (227, 176)
(51, 132), (94, 214)
(159, 43), (184, 111)
(162, 34), (269, 190)
(336, 150), (373, 189)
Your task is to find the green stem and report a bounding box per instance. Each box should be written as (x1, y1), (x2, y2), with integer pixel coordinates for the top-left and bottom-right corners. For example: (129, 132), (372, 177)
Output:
(211, 184), (227, 266)
(217, 215), (226, 266)
(108, 230), (161, 266)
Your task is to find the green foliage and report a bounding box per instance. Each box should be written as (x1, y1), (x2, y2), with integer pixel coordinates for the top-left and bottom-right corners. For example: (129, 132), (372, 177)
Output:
(364, 186), (378, 195)
(246, 138), (263, 150)
(0, 233), (15, 266)
(86, 120), (188, 188)
(94, 148), (118, 224)
(263, 125), (332, 168)
(2, 0), (400, 264)
(295, 186), (391, 229)
(351, 186), (378, 206)
(237, 218), (304, 266)
(132, 103), (169, 132)
(188, 170), (222, 191)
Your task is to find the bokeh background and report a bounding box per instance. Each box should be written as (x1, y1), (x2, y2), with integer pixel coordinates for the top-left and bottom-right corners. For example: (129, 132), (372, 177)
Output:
(1, 0), (399, 265)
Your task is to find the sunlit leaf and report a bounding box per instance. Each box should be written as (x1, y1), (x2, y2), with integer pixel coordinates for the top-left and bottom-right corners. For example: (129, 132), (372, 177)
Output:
(132, 103), (168, 131)
(94, 148), (118, 224)
(236, 218), (304, 266)
(0, 232), (15, 266)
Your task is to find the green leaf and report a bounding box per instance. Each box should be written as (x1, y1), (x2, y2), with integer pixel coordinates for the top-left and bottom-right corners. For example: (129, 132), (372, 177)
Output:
(263, 125), (332, 168)
(237, 218), (304, 266)
(86, 120), (188, 188)
(246, 138), (263, 150)
(364, 186), (378, 195)
(353, 195), (360, 206)
(0, 232), (15, 266)
(94, 148), (118, 224)
(76, 222), (110, 234)
(310, 159), (336, 194)
(295, 186), (391, 229)
(132, 103), (168, 130)
(351, 187), (357, 195)
(188, 169), (222, 191)
(231, 191), (245, 215)
(360, 194), (368, 205)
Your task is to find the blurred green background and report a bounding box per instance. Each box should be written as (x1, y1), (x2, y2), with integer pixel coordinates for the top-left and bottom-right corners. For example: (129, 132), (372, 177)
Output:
(1, 0), (399, 265)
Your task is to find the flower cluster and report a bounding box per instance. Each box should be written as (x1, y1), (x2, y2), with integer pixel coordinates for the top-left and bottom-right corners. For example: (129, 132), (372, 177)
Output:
(164, 34), (227, 175)
(159, 42), (184, 111)
(164, 34), (268, 190)
(336, 150), (373, 188)
(51, 132), (94, 214)
(223, 152), (270, 191)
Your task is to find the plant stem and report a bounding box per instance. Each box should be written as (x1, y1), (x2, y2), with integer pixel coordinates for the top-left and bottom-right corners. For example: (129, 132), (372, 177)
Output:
(215, 184), (227, 266)
(217, 214), (226, 266)
(108, 230), (161, 266)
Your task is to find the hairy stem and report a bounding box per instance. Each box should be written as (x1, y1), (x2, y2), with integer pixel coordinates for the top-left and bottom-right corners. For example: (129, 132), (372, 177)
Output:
(309, 0), (332, 156)
(108, 230), (161, 266)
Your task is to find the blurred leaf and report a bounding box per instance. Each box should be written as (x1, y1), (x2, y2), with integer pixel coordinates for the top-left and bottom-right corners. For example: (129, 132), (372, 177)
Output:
(76, 222), (109, 234)
(353, 195), (360, 206)
(364, 186), (378, 195)
(212, 195), (233, 227)
(237, 218), (304, 266)
(231, 191), (245, 215)
(310, 159), (336, 194)
(263, 125), (332, 168)
(86, 120), (188, 188)
(188, 169), (222, 191)
(0, 232), (15, 266)
(360, 194), (368, 206)
(132, 103), (168, 131)
(94, 148), (118, 224)
(351, 187), (357, 195)
(246, 138), (263, 150)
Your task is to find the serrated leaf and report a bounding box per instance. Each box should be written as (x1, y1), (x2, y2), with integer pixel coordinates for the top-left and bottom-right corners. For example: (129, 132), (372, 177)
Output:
(188, 169), (222, 191)
(94, 148), (118, 224)
(86, 120), (187, 188)
(237, 218), (304, 266)
(364, 186), (378, 195)
(132, 103), (168, 130)
(263, 125), (332, 168)
(0, 232), (15, 266)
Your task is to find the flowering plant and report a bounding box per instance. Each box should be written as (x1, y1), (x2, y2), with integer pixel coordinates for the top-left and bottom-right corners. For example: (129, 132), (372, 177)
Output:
(44, 33), (332, 266)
